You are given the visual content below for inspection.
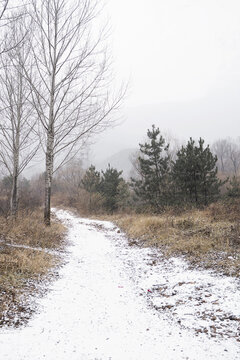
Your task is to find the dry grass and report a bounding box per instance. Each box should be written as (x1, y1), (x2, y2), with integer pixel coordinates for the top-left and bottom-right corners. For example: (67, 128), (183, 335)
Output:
(0, 209), (66, 327)
(0, 247), (56, 278)
(106, 202), (240, 277)
(0, 209), (65, 249)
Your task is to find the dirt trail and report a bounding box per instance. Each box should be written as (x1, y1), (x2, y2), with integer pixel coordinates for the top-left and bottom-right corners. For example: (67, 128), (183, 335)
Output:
(0, 209), (239, 360)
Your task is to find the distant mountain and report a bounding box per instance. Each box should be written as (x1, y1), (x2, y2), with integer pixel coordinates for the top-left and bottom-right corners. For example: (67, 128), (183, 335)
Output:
(95, 148), (137, 179)
(90, 90), (240, 165)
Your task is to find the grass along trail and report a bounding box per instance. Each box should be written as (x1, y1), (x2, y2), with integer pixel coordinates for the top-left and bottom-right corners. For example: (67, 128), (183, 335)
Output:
(0, 209), (239, 359)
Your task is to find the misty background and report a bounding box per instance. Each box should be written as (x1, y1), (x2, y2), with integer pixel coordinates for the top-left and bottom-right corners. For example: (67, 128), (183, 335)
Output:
(27, 0), (240, 177)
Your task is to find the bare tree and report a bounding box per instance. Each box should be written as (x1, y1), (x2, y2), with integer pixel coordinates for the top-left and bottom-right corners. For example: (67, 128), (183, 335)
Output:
(129, 150), (142, 180)
(25, 0), (124, 225)
(0, 1), (28, 54)
(228, 139), (240, 175)
(212, 138), (240, 176)
(0, 0), (8, 19)
(54, 159), (85, 197)
(162, 130), (181, 163)
(212, 139), (230, 174)
(0, 17), (38, 217)
(0, 0), (9, 53)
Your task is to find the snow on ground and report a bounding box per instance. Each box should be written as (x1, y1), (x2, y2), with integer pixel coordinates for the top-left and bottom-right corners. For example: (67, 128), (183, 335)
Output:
(0, 209), (239, 360)
(0, 240), (60, 255)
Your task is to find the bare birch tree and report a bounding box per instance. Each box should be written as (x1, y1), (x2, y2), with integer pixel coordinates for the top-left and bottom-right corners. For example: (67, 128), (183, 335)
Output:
(0, 0), (8, 19)
(228, 140), (240, 175)
(26, 0), (124, 225)
(0, 1), (27, 54)
(212, 139), (229, 174)
(0, 0), (9, 53)
(212, 138), (240, 176)
(0, 17), (38, 216)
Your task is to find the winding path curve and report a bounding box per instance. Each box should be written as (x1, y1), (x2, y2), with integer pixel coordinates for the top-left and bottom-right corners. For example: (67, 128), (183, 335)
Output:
(0, 209), (239, 360)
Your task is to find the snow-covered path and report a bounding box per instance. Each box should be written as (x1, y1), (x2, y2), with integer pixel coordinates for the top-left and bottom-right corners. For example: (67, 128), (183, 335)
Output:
(0, 209), (239, 360)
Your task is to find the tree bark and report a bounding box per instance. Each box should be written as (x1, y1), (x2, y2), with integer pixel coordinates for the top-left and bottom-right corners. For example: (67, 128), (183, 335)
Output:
(44, 131), (54, 225)
(10, 113), (20, 218)
(44, 15), (57, 226)
(11, 173), (18, 217)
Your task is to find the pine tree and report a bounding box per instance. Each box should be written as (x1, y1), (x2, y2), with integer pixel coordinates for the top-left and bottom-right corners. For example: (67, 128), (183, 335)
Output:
(115, 179), (132, 211)
(82, 165), (101, 211)
(100, 164), (123, 213)
(172, 138), (223, 205)
(82, 165), (101, 194)
(131, 125), (171, 211)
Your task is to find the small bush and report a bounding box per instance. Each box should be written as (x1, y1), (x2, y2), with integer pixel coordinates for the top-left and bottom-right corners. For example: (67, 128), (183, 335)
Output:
(208, 198), (240, 222)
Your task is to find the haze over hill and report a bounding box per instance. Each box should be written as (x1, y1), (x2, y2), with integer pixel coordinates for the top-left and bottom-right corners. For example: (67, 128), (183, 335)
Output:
(17, 0), (240, 179)
(24, 89), (240, 179)
(88, 0), (240, 169)
(90, 90), (240, 166)
(95, 148), (137, 179)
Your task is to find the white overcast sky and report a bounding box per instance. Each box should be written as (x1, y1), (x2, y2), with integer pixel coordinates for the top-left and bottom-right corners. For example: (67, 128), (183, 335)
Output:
(106, 0), (240, 106)
(23, 0), (240, 171)
(89, 0), (240, 162)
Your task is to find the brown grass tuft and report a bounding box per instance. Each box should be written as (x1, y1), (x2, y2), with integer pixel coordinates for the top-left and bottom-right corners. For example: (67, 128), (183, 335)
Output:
(0, 209), (65, 249)
(0, 209), (66, 327)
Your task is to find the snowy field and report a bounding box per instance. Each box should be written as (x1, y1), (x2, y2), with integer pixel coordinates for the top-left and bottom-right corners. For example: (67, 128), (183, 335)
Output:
(0, 209), (239, 360)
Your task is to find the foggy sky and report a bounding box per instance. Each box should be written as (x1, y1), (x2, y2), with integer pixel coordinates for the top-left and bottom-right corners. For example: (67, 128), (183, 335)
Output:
(90, 0), (240, 162)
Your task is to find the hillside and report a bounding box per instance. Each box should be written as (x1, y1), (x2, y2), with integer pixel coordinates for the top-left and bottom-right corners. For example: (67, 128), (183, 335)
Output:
(95, 148), (137, 178)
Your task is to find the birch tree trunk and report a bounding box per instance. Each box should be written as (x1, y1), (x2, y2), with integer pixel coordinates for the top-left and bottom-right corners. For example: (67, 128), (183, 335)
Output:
(11, 168), (19, 217)
(44, 131), (54, 225)
(10, 131), (20, 217)
(44, 13), (57, 225)
(10, 69), (22, 217)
